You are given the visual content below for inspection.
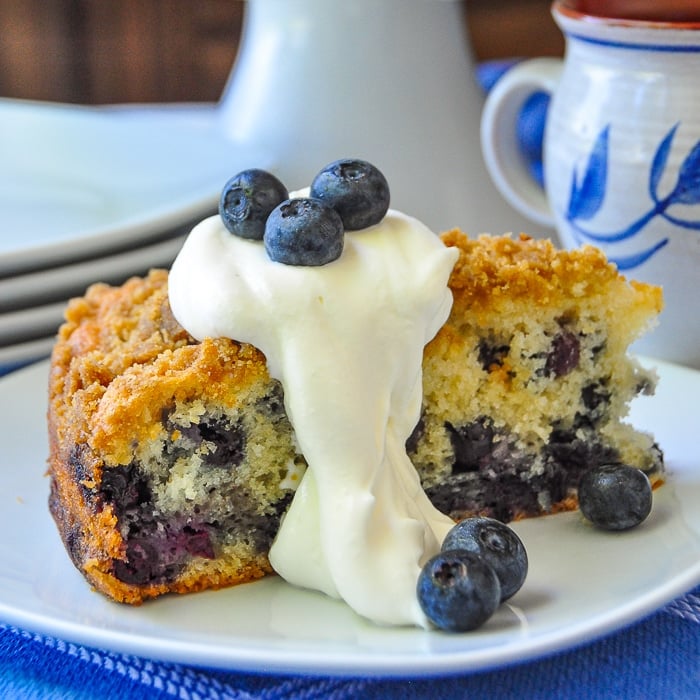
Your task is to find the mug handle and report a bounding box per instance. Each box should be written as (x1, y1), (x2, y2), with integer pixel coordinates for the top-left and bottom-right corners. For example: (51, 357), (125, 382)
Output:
(480, 58), (563, 228)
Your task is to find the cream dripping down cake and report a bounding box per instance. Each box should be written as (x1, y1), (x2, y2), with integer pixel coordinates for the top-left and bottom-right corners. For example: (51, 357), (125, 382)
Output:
(47, 161), (664, 628)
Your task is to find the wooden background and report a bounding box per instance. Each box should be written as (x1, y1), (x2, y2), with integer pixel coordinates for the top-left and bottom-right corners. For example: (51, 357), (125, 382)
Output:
(0, 0), (563, 105)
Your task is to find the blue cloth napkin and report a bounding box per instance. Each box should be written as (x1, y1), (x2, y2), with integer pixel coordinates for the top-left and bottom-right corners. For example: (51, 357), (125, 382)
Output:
(1, 61), (698, 699)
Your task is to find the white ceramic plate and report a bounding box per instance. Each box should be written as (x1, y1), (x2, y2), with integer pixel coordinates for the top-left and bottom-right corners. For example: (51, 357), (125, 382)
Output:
(0, 233), (187, 316)
(0, 301), (67, 346)
(0, 101), (263, 277)
(0, 338), (55, 372)
(0, 359), (698, 677)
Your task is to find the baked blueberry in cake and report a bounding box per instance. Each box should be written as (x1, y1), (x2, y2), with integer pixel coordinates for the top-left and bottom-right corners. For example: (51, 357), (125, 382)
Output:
(47, 163), (664, 623)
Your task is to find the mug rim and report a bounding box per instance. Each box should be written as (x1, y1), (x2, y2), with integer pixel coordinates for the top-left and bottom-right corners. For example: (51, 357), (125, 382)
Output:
(553, 1), (700, 30)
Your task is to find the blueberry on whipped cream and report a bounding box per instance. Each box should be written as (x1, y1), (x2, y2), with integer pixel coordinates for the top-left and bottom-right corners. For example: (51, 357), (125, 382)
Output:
(219, 169), (288, 240)
(216, 159), (391, 266)
(264, 197), (344, 266)
(310, 158), (390, 230)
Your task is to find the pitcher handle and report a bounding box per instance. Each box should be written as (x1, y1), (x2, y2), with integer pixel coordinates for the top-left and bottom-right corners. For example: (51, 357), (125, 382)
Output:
(480, 58), (563, 228)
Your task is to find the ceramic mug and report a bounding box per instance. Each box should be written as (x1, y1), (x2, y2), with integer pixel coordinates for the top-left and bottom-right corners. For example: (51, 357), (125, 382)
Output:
(481, 0), (700, 368)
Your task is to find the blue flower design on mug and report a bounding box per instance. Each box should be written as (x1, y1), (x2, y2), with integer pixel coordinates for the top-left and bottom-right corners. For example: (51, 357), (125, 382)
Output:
(565, 124), (700, 270)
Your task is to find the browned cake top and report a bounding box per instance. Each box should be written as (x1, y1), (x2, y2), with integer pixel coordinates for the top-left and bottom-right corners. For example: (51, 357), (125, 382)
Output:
(442, 230), (662, 314)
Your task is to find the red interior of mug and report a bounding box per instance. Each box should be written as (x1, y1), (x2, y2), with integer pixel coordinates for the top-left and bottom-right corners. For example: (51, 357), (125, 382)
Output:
(555, 0), (700, 24)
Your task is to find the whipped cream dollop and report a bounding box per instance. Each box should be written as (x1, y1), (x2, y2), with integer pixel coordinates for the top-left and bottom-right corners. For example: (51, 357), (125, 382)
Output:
(168, 203), (459, 626)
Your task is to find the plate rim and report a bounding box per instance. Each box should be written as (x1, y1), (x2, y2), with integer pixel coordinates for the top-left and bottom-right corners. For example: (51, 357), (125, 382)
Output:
(0, 232), (188, 316)
(1, 564), (698, 678)
(0, 100), (256, 277)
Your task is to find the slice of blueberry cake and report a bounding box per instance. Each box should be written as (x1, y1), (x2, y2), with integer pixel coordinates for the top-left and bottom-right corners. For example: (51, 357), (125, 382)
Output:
(47, 231), (663, 605)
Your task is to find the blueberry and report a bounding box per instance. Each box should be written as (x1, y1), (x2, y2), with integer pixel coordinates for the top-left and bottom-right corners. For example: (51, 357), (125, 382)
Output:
(545, 331), (581, 377)
(310, 159), (390, 230)
(219, 169), (288, 240)
(442, 517), (527, 602)
(112, 521), (214, 586)
(578, 464), (652, 530)
(264, 198), (344, 266)
(417, 550), (501, 632)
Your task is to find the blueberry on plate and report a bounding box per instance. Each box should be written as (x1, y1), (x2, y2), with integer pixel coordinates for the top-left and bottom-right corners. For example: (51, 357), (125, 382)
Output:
(578, 464), (653, 531)
(219, 169), (288, 240)
(442, 517), (528, 602)
(264, 198), (344, 266)
(310, 159), (390, 230)
(417, 550), (501, 632)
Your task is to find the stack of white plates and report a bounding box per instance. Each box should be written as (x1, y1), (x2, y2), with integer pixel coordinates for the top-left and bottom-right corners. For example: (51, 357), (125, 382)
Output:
(0, 99), (264, 374)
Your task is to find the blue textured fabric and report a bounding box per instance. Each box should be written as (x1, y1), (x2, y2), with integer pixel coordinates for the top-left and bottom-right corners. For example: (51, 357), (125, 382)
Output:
(1, 61), (698, 698)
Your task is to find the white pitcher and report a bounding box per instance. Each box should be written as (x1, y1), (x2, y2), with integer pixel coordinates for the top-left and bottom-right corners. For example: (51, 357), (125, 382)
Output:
(217, 0), (536, 236)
